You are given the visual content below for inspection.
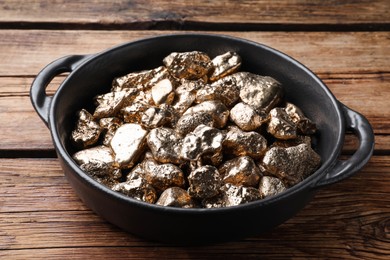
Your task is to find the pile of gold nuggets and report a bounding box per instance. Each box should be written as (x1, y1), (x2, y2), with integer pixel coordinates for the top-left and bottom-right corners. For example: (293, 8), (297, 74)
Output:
(71, 51), (321, 208)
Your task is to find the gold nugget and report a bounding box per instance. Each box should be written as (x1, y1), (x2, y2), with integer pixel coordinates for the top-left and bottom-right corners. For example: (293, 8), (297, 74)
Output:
(156, 187), (196, 208)
(184, 100), (229, 128)
(210, 51), (241, 82)
(223, 126), (267, 159)
(262, 144), (321, 186)
(229, 102), (267, 131)
(71, 109), (102, 148)
(235, 72), (283, 111)
(110, 123), (148, 169)
(163, 51), (213, 80)
(219, 156), (261, 187)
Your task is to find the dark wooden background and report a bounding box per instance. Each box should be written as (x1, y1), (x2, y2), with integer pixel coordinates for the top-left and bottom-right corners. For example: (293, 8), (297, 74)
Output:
(0, 1), (389, 259)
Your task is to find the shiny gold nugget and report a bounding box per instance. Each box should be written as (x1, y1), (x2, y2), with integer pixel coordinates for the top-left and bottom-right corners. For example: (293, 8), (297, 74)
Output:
(93, 88), (137, 119)
(147, 127), (182, 164)
(210, 51), (241, 82)
(112, 66), (170, 92)
(195, 76), (240, 107)
(163, 51), (213, 80)
(285, 103), (317, 134)
(141, 106), (173, 129)
(156, 187), (196, 208)
(71, 109), (102, 148)
(229, 102), (266, 131)
(262, 143), (321, 186)
(72, 145), (121, 187)
(151, 78), (175, 105)
(259, 176), (286, 198)
(180, 124), (224, 162)
(235, 72), (283, 111)
(184, 100), (229, 129)
(99, 117), (123, 146)
(171, 79), (204, 115)
(219, 156), (261, 187)
(112, 175), (157, 204)
(223, 126), (267, 159)
(110, 123), (148, 169)
(175, 112), (214, 136)
(143, 161), (186, 193)
(267, 107), (297, 140)
(188, 165), (222, 199)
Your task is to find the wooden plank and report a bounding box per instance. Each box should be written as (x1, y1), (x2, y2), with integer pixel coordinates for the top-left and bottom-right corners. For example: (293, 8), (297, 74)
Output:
(1, 156), (389, 259)
(0, 31), (389, 76)
(0, 0), (389, 26)
(1, 74), (388, 151)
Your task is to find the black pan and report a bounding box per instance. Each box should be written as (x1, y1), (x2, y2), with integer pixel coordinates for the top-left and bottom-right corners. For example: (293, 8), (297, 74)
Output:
(30, 34), (374, 243)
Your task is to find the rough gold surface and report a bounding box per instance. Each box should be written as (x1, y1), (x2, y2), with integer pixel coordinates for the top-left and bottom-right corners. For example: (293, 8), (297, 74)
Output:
(156, 187), (196, 208)
(223, 126), (267, 159)
(163, 51), (213, 80)
(262, 143), (321, 186)
(112, 176), (157, 204)
(267, 107), (297, 140)
(219, 156), (261, 187)
(141, 106), (173, 129)
(171, 79), (203, 115)
(146, 127), (182, 164)
(72, 145), (121, 188)
(71, 109), (102, 148)
(93, 89), (137, 119)
(188, 165), (222, 199)
(112, 66), (171, 92)
(71, 50), (321, 208)
(151, 78), (175, 105)
(229, 102), (266, 131)
(180, 125), (224, 163)
(195, 76), (240, 107)
(210, 51), (241, 82)
(184, 100), (229, 128)
(175, 112), (214, 136)
(236, 72), (283, 111)
(259, 176), (287, 198)
(110, 123), (148, 169)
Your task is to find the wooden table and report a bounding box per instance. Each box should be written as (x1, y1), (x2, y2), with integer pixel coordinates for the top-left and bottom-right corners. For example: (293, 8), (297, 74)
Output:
(1, 1), (389, 259)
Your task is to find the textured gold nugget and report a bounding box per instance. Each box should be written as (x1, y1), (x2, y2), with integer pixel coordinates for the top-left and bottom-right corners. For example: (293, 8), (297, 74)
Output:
(195, 76), (240, 107)
(259, 176), (287, 198)
(147, 127), (182, 164)
(112, 175), (157, 204)
(229, 102), (267, 131)
(163, 51), (213, 80)
(210, 51), (241, 81)
(235, 72), (283, 111)
(72, 145), (121, 188)
(112, 66), (171, 92)
(184, 100), (229, 128)
(188, 165), (222, 199)
(219, 156), (261, 187)
(71, 109), (102, 148)
(156, 187), (196, 208)
(93, 88), (138, 119)
(262, 144), (321, 186)
(110, 123), (148, 169)
(223, 126), (267, 159)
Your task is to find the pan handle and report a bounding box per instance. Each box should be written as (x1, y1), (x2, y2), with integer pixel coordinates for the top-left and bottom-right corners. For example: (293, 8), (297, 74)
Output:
(30, 55), (89, 128)
(313, 103), (374, 188)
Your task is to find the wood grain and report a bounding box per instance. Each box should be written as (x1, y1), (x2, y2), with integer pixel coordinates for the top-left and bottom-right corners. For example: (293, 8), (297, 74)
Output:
(1, 31), (389, 77)
(0, 157), (388, 258)
(0, 0), (389, 28)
